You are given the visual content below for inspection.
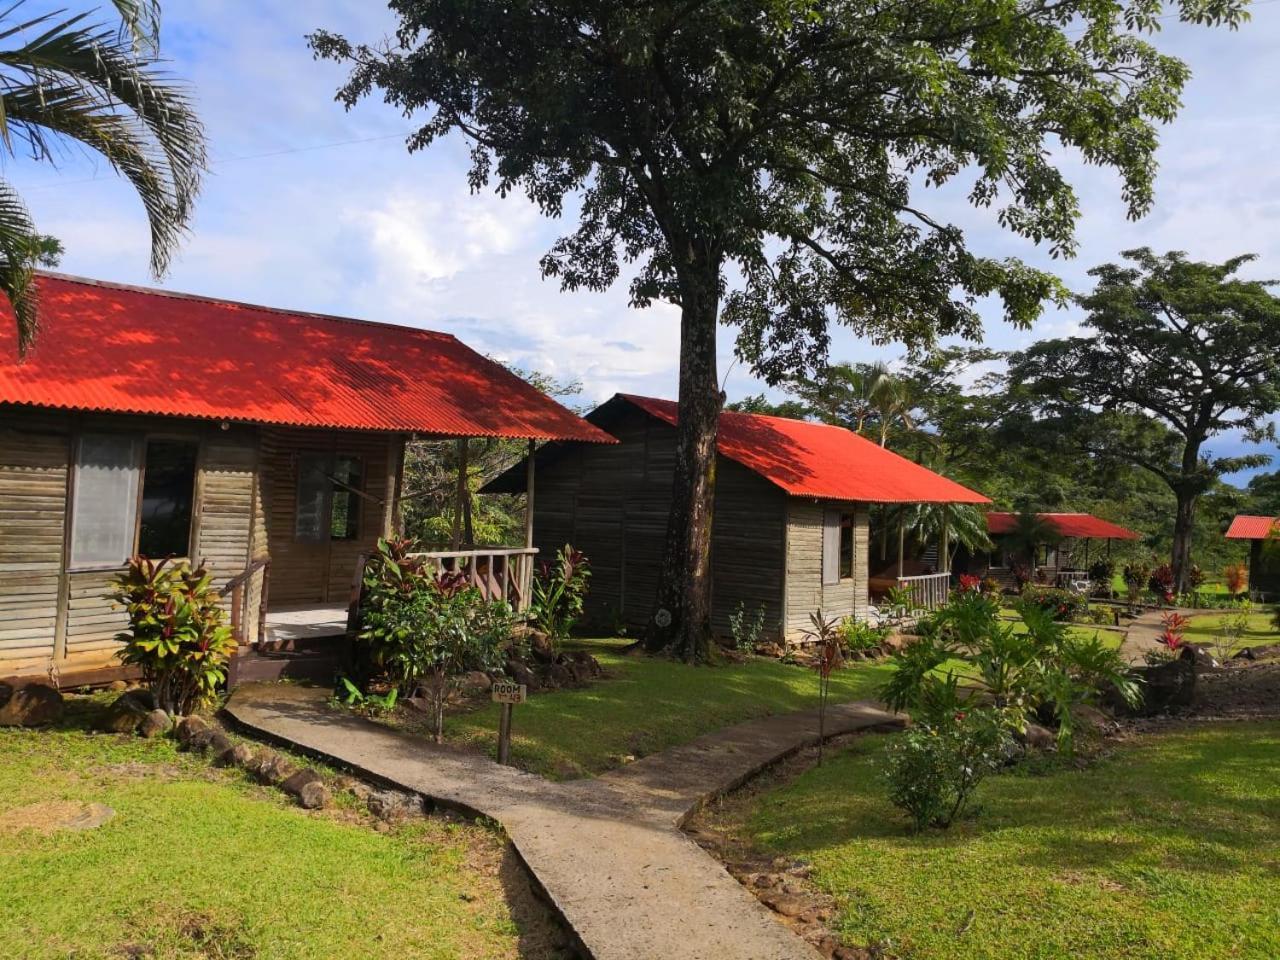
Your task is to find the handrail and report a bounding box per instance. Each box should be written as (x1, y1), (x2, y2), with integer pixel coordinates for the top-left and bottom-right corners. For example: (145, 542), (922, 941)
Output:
(221, 557), (270, 596)
(223, 558), (270, 646)
(408, 547), (539, 560)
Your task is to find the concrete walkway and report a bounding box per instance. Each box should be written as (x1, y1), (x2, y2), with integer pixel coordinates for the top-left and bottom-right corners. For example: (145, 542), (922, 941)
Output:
(1121, 607), (1198, 664)
(224, 683), (904, 960)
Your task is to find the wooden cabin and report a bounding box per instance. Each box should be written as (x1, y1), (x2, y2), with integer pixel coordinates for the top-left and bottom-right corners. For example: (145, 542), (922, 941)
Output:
(485, 395), (988, 643)
(1225, 515), (1280, 601)
(955, 512), (1140, 588)
(0, 274), (611, 686)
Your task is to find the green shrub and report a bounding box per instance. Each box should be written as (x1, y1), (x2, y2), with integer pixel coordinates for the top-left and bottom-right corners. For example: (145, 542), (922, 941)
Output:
(837, 616), (888, 654)
(885, 709), (1009, 831)
(357, 537), (516, 741)
(1019, 583), (1087, 622)
(109, 557), (238, 716)
(530, 544), (591, 643)
(729, 601), (767, 650)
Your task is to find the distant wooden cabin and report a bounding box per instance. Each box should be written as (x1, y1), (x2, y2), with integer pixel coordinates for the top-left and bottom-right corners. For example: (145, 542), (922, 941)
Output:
(955, 512), (1140, 588)
(0, 274), (610, 686)
(485, 395), (987, 643)
(1225, 515), (1280, 600)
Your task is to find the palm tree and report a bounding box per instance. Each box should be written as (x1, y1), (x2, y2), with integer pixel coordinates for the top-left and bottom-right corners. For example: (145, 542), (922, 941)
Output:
(1, 0), (204, 354)
(870, 373), (918, 447)
(904, 502), (994, 570)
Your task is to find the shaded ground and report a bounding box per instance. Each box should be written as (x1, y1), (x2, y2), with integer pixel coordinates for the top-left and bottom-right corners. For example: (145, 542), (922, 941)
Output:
(0, 697), (570, 960)
(695, 721), (1280, 960)
(385, 638), (894, 779)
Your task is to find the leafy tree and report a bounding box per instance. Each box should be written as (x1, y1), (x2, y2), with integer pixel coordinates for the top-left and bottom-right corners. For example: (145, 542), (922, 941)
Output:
(724, 393), (809, 419)
(311, 1), (1248, 660)
(1009, 250), (1280, 591)
(1247, 471), (1280, 516)
(1002, 509), (1063, 568)
(0, 0), (204, 352)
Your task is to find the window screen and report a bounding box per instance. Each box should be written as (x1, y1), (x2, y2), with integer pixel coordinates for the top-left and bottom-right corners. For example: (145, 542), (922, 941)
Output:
(822, 510), (842, 586)
(137, 439), (198, 557)
(330, 457), (362, 540)
(70, 434), (141, 568)
(295, 453), (329, 542)
(839, 514), (855, 580)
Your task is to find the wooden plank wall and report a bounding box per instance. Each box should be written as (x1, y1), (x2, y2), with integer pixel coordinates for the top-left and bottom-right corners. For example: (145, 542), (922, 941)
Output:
(0, 408), (261, 680)
(260, 427), (398, 607)
(784, 501), (870, 640)
(527, 406), (789, 639)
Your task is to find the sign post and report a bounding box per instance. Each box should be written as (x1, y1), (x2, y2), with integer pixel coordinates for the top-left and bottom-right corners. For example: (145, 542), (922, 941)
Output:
(491, 680), (527, 766)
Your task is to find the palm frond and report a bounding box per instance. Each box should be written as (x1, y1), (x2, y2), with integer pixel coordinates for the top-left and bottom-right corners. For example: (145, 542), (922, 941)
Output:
(0, 4), (204, 350)
(0, 177), (43, 352)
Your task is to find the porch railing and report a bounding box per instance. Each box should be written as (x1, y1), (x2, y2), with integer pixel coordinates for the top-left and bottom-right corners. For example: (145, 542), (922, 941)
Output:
(409, 547), (540, 614)
(222, 558), (270, 646)
(896, 571), (951, 612)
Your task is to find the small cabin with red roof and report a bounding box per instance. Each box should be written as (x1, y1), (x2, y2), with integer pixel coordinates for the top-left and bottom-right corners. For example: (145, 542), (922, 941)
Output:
(1225, 515), (1280, 600)
(486, 394), (988, 642)
(0, 274), (611, 685)
(955, 512), (1141, 587)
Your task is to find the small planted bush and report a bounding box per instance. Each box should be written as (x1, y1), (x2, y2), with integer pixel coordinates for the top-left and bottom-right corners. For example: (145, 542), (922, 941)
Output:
(885, 707), (1008, 831)
(837, 616), (888, 654)
(1019, 583), (1086, 622)
(1148, 564), (1176, 604)
(109, 557), (238, 716)
(530, 544), (591, 643)
(1224, 563), (1248, 598)
(729, 601), (767, 650)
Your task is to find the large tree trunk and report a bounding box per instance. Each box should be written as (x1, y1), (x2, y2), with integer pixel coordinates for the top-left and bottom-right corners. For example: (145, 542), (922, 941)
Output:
(644, 260), (722, 661)
(1171, 489), (1197, 595)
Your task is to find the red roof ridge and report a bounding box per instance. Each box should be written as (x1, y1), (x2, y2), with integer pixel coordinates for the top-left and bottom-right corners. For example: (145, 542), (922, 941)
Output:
(34, 270), (463, 342)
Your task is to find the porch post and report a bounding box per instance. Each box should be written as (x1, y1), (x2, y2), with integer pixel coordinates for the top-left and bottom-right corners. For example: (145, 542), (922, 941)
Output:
(939, 508), (950, 574)
(897, 513), (905, 580)
(452, 438), (469, 549)
(525, 438), (536, 549)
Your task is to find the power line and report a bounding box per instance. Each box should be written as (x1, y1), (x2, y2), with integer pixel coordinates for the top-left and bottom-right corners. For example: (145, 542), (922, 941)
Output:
(20, 130), (409, 193)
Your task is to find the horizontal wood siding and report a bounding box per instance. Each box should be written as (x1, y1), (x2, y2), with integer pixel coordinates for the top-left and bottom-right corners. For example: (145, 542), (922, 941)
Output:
(784, 500), (869, 641)
(528, 407), (787, 639)
(0, 422), (68, 663)
(0, 407), (262, 679)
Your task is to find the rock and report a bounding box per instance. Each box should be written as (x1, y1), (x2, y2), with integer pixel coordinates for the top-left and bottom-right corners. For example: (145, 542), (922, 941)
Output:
(107, 680), (129, 692)
(206, 730), (233, 757)
(121, 688), (158, 711)
(1182, 644), (1220, 670)
(545, 662), (574, 689)
(404, 696), (434, 714)
(753, 873), (779, 889)
(760, 891), (810, 918)
(281, 769), (331, 810)
(505, 660), (540, 691)
(459, 671), (492, 694)
(527, 630), (556, 663)
(1072, 704), (1120, 738)
(251, 750), (294, 785)
(175, 715), (213, 750)
(138, 709), (172, 739)
(216, 743), (256, 768)
(340, 778), (374, 802)
(98, 691), (151, 734)
(368, 789), (425, 821)
(1022, 722), (1057, 752)
(0, 682), (63, 727)
(1233, 646), (1257, 661)
(1119, 659), (1196, 717)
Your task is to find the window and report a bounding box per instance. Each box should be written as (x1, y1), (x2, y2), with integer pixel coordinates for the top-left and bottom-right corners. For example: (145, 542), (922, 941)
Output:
(70, 434), (141, 568)
(295, 453), (363, 542)
(822, 510), (856, 585)
(70, 434), (198, 568)
(330, 456), (362, 540)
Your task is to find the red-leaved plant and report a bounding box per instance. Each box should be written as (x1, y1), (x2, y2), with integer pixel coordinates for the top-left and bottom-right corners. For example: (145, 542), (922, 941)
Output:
(802, 610), (844, 766)
(1224, 563), (1248, 598)
(1157, 611), (1190, 654)
(957, 574), (982, 593)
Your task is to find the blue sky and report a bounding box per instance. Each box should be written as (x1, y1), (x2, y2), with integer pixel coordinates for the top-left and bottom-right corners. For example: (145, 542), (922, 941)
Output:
(14, 1), (1280, 484)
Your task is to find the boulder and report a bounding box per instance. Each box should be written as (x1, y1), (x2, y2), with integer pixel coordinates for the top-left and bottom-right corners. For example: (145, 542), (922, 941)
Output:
(544, 662), (574, 689)
(98, 691), (151, 734)
(1117, 659), (1196, 717)
(206, 730), (233, 757)
(527, 630), (557, 663)
(1021, 722), (1057, 752)
(138, 709), (172, 739)
(459, 671), (492, 695)
(1072, 704), (1120, 738)
(251, 750), (294, 786)
(0, 682), (64, 727)
(1181, 644), (1220, 670)
(760, 890), (810, 919)
(281, 768), (331, 810)
(175, 715), (213, 750)
(567, 650), (603, 678)
(1233, 647), (1257, 661)
(106, 680), (129, 692)
(367, 789), (425, 821)
(216, 742), (256, 769)
(505, 659), (540, 691)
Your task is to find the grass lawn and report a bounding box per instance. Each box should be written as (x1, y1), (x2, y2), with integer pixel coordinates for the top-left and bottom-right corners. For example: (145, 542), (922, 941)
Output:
(434, 639), (893, 779)
(717, 722), (1280, 960)
(1185, 610), (1279, 645)
(0, 700), (553, 960)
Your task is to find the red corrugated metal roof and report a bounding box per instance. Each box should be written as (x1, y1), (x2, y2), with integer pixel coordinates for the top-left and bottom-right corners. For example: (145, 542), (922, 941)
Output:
(621, 395), (989, 504)
(0, 273), (614, 442)
(1225, 515), (1280, 539)
(986, 512), (1140, 540)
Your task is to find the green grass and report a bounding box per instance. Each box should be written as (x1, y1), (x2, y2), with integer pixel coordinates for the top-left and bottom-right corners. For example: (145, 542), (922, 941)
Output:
(721, 723), (1280, 960)
(1185, 610), (1280, 645)
(0, 701), (534, 960)
(436, 639), (893, 780)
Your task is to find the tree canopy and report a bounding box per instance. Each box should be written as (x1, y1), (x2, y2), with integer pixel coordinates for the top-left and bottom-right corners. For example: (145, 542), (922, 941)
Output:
(1009, 248), (1280, 590)
(312, 0), (1250, 658)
